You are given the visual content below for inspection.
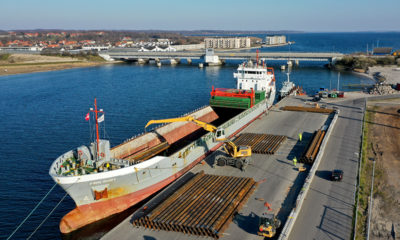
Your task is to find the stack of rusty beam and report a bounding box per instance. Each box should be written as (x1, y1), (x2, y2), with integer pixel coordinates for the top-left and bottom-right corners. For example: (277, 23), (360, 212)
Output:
(125, 141), (169, 162)
(133, 171), (257, 239)
(301, 129), (326, 164)
(233, 133), (287, 154)
(281, 106), (334, 114)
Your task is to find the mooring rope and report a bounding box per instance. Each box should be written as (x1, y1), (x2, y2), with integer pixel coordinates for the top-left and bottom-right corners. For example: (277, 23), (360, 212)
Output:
(6, 183), (58, 240)
(26, 192), (69, 240)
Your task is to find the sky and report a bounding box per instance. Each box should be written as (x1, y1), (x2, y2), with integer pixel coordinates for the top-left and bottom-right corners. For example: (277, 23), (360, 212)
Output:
(1, 0), (399, 32)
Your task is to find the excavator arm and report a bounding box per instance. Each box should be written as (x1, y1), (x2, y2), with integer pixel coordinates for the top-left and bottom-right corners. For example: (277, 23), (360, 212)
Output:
(145, 116), (226, 141)
(145, 116), (216, 131)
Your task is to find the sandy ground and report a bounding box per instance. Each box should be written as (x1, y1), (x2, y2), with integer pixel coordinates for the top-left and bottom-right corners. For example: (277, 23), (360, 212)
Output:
(0, 62), (110, 76)
(366, 66), (400, 85)
(4, 54), (79, 63)
(0, 53), (112, 76)
(366, 100), (400, 239)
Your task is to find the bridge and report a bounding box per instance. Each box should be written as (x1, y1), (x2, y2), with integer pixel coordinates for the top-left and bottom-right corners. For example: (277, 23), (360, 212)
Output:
(103, 48), (344, 65)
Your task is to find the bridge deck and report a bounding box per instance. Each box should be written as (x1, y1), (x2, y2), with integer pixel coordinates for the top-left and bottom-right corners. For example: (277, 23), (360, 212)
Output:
(106, 49), (343, 62)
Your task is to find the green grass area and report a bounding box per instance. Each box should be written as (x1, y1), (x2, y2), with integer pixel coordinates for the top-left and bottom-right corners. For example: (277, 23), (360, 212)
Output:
(41, 52), (106, 62)
(354, 105), (374, 240)
(335, 55), (399, 71)
(0, 53), (11, 61)
(75, 55), (106, 62)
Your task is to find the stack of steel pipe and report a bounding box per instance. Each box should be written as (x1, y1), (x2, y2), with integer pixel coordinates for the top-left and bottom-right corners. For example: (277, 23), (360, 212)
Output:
(281, 106), (334, 114)
(301, 130), (326, 164)
(132, 171), (258, 239)
(233, 133), (287, 154)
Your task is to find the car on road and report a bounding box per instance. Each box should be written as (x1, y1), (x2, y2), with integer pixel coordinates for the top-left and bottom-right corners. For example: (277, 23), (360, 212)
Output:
(331, 169), (343, 181)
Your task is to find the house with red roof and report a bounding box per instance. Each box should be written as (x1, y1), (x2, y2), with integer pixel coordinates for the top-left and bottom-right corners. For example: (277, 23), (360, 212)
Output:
(46, 44), (60, 48)
(46, 32), (62, 37)
(24, 33), (39, 37)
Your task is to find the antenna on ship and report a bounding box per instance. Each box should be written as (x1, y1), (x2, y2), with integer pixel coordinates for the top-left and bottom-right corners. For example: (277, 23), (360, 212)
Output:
(286, 71), (290, 83)
(89, 98), (104, 161)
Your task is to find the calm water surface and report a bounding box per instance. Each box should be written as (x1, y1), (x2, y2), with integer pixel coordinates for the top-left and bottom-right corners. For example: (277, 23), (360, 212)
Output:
(0, 32), (395, 239)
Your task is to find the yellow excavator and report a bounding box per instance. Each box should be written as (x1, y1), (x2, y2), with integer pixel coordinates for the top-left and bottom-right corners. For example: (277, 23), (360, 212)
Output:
(145, 116), (251, 170)
(257, 212), (281, 238)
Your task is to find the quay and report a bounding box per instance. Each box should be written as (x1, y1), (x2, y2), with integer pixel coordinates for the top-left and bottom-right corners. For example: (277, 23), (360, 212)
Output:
(101, 95), (358, 240)
(103, 48), (344, 65)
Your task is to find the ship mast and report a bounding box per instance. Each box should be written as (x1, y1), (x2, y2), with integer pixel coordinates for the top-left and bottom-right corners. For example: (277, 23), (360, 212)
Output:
(90, 98), (104, 160)
(256, 49), (259, 67)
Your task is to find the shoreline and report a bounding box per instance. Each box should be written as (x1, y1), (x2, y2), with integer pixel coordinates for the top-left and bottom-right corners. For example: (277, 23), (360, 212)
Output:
(351, 65), (400, 95)
(351, 70), (376, 82)
(352, 65), (400, 84)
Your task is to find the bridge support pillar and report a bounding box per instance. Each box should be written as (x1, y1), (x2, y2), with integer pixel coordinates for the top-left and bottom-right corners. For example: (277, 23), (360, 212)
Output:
(138, 58), (149, 64)
(204, 48), (222, 66)
(170, 58), (180, 65)
(204, 55), (222, 66)
(328, 57), (338, 69)
(187, 58), (192, 65)
(295, 60), (299, 66)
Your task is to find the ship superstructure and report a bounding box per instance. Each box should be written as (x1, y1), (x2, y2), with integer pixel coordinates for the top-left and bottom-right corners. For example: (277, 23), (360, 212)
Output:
(210, 59), (276, 109)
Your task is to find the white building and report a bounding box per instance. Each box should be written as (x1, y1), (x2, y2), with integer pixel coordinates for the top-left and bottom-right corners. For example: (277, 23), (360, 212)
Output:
(204, 37), (251, 49)
(265, 35), (286, 45)
(82, 45), (111, 51)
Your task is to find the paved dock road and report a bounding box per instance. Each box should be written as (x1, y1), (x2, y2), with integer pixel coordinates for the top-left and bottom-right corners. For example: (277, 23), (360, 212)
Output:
(101, 96), (330, 240)
(288, 98), (365, 240)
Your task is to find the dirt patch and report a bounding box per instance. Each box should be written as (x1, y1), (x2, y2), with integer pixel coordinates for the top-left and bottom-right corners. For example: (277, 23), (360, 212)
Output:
(368, 66), (400, 85)
(0, 62), (111, 76)
(0, 53), (112, 76)
(2, 53), (78, 64)
(366, 102), (400, 239)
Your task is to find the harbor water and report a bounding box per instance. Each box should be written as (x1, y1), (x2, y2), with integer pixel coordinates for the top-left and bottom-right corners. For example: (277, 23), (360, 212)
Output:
(0, 32), (398, 239)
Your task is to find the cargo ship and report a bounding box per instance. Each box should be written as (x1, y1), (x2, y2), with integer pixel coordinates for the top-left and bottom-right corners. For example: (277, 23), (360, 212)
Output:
(210, 60), (276, 109)
(49, 61), (276, 234)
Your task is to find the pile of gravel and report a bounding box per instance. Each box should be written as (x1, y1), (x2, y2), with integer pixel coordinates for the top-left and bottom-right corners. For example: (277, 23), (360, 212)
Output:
(369, 84), (399, 95)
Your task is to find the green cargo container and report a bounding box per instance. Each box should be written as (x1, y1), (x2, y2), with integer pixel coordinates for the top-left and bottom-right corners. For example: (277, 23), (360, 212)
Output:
(210, 90), (266, 109)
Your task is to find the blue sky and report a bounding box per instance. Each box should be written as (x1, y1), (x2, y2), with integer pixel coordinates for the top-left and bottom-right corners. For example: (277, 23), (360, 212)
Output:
(1, 0), (399, 31)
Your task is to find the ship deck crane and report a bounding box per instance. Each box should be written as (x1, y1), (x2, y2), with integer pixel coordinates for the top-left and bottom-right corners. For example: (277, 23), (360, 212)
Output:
(145, 116), (251, 170)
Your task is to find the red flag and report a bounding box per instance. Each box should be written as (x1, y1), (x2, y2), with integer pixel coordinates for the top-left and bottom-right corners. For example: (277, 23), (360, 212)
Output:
(85, 112), (90, 121)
